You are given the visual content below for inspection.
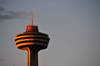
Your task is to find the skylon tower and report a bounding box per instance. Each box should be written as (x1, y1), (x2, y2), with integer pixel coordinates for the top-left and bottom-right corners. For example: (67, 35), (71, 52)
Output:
(14, 11), (50, 66)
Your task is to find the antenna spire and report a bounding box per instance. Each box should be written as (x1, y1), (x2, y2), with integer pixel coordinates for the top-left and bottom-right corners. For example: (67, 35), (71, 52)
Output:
(31, 11), (33, 25)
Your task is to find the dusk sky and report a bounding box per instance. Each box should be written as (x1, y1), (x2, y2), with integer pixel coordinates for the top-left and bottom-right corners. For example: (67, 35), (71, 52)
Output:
(0, 0), (100, 66)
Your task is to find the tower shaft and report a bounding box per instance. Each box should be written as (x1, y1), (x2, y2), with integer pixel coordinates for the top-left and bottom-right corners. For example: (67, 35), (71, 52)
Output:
(26, 47), (39, 66)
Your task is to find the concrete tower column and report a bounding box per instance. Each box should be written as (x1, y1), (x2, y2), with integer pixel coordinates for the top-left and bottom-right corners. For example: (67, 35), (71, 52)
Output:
(26, 47), (39, 66)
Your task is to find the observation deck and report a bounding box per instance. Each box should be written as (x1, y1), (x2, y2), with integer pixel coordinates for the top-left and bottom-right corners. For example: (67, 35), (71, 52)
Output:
(15, 25), (50, 50)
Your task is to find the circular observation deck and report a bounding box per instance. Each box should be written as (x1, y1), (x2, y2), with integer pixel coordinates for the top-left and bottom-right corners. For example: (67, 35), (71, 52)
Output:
(14, 25), (50, 50)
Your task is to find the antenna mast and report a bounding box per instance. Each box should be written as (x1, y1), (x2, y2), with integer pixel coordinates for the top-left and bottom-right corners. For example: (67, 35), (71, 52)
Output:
(31, 11), (33, 25)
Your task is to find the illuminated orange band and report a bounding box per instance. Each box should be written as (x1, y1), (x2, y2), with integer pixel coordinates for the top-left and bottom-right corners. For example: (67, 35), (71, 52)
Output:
(15, 39), (48, 44)
(15, 35), (48, 40)
(16, 43), (47, 48)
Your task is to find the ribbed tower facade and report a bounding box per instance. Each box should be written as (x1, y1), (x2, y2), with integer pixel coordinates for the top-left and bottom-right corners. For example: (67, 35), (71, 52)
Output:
(14, 11), (50, 66)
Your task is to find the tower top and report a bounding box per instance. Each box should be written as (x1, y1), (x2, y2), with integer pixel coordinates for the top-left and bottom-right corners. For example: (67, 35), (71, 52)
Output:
(26, 11), (38, 32)
(31, 11), (33, 25)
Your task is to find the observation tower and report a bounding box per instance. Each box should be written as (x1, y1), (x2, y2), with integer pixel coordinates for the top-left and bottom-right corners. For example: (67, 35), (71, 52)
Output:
(14, 11), (50, 66)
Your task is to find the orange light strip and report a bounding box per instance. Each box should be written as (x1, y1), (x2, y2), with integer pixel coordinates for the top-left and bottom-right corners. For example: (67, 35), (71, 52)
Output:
(15, 35), (48, 40)
(15, 39), (48, 44)
(16, 43), (47, 48)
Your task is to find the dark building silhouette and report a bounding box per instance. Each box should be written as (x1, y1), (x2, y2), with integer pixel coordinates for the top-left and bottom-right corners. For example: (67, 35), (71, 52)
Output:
(14, 11), (50, 66)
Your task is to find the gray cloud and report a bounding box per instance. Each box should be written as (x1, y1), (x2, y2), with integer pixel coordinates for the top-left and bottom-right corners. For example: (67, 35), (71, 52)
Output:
(0, 58), (6, 61)
(0, 7), (31, 21)
(0, 7), (5, 11)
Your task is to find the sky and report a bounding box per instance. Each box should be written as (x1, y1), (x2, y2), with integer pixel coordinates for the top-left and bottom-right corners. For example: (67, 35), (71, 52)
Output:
(0, 0), (100, 66)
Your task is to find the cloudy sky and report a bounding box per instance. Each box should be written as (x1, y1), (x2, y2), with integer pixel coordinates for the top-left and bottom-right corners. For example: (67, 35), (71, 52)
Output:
(0, 0), (100, 66)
